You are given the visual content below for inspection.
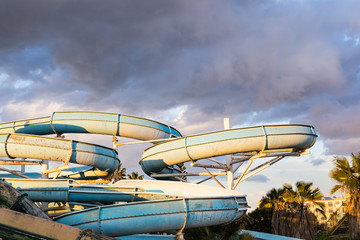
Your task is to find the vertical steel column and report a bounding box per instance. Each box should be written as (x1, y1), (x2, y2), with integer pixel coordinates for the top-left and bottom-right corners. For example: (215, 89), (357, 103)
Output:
(20, 158), (25, 173)
(224, 118), (233, 189)
(41, 160), (49, 179)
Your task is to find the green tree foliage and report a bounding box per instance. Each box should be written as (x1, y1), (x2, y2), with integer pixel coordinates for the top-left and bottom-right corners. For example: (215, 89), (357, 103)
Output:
(258, 182), (324, 240)
(111, 163), (145, 181)
(110, 162), (127, 182)
(329, 153), (360, 239)
(177, 162), (187, 181)
(127, 171), (144, 180)
(184, 219), (254, 240)
(244, 207), (273, 233)
(281, 181), (325, 239)
(258, 187), (287, 235)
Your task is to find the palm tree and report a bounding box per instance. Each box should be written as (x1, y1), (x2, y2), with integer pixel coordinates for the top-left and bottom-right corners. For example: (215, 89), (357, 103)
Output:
(282, 181), (325, 239)
(184, 219), (254, 240)
(127, 171), (144, 180)
(329, 153), (360, 238)
(177, 162), (188, 181)
(245, 204), (273, 233)
(259, 187), (288, 236)
(259, 183), (324, 239)
(110, 162), (127, 182)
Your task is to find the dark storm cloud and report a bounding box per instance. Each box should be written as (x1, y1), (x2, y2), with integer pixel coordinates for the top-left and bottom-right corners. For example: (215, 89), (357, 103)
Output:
(0, 0), (360, 153)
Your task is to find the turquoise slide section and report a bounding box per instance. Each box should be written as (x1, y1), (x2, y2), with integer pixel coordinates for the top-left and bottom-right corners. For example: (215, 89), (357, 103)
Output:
(3, 178), (247, 237)
(140, 124), (317, 177)
(0, 133), (119, 179)
(0, 111), (182, 140)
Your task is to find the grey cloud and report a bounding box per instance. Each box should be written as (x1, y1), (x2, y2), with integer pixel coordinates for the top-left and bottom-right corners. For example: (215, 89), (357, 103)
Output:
(310, 159), (326, 166)
(0, 0), (360, 154)
(245, 174), (270, 183)
(324, 139), (360, 156)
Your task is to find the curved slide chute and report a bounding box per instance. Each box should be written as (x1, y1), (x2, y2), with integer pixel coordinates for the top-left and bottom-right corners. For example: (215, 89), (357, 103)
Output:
(55, 197), (244, 237)
(0, 133), (120, 179)
(2, 179), (246, 203)
(0, 111), (182, 140)
(140, 124), (316, 177)
(0, 111), (182, 179)
(2, 178), (247, 237)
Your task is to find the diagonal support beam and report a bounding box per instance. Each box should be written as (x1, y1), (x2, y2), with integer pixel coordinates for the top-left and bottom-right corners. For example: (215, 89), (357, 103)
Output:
(232, 155), (258, 190)
(234, 156), (284, 183)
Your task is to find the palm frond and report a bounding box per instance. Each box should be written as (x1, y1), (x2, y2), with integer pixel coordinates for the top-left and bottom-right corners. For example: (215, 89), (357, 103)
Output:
(330, 184), (342, 195)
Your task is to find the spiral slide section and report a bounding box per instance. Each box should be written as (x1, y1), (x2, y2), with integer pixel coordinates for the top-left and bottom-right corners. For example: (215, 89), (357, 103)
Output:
(0, 133), (120, 179)
(140, 124), (317, 177)
(0, 111), (182, 179)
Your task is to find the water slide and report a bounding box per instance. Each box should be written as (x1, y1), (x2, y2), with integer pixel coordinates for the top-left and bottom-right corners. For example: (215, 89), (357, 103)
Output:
(140, 124), (316, 177)
(0, 111), (317, 238)
(0, 112), (181, 140)
(0, 112), (181, 179)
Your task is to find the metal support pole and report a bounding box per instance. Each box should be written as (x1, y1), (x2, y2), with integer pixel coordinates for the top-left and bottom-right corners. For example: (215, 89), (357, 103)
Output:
(20, 158), (25, 173)
(232, 156), (255, 190)
(203, 167), (225, 189)
(224, 118), (233, 189)
(236, 156), (284, 183)
(0, 166), (32, 179)
(41, 160), (49, 179)
(151, 172), (227, 178)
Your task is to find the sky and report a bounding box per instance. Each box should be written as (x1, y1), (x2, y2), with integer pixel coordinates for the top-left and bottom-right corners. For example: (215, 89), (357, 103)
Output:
(0, 0), (360, 209)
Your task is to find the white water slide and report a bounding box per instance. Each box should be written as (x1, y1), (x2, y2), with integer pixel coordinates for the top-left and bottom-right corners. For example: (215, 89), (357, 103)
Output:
(0, 112), (317, 238)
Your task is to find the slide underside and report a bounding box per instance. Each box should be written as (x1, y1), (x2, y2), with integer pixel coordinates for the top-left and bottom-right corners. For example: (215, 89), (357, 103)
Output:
(0, 111), (317, 237)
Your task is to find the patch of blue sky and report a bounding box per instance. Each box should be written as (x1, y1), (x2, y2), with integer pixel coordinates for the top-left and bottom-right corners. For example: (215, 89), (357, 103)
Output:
(343, 32), (360, 47)
(5, 45), (55, 80)
(233, 111), (290, 129)
(0, 107), (3, 122)
(0, 72), (9, 84)
(163, 105), (188, 123)
(22, 45), (52, 62)
(30, 68), (44, 77)
(13, 79), (33, 89)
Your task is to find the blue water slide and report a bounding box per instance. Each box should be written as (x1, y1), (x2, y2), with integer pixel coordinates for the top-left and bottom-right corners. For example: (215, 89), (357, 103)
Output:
(54, 197), (245, 237)
(0, 111), (183, 179)
(0, 133), (119, 179)
(3, 178), (247, 237)
(2, 178), (246, 203)
(140, 124), (317, 177)
(0, 111), (182, 140)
